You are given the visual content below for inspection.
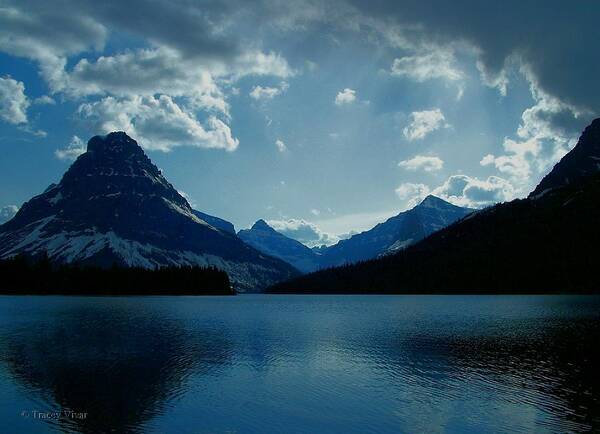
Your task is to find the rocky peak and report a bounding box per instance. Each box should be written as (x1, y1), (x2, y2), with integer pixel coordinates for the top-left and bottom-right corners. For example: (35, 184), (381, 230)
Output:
(418, 195), (450, 209)
(251, 219), (273, 230)
(87, 132), (146, 159)
(53, 131), (188, 209)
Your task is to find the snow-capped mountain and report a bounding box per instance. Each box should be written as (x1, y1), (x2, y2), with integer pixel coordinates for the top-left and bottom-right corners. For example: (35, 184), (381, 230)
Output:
(0, 132), (297, 291)
(531, 118), (600, 197)
(238, 220), (320, 273)
(317, 195), (474, 268)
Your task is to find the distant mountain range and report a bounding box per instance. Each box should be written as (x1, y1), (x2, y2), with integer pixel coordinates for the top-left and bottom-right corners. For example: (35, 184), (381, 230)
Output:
(239, 197), (473, 272)
(316, 195), (473, 268)
(238, 220), (320, 273)
(270, 119), (600, 294)
(0, 132), (297, 292)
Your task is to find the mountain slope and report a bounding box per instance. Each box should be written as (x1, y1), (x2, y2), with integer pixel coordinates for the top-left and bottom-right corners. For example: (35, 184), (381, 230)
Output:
(317, 195), (474, 268)
(270, 119), (600, 294)
(192, 210), (235, 234)
(531, 118), (600, 197)
(0, 132), (297, 291)
(238, 220), (320, 273)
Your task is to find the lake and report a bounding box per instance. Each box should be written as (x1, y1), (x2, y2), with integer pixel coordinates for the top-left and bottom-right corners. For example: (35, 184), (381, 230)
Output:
(0, 295), (599, 433)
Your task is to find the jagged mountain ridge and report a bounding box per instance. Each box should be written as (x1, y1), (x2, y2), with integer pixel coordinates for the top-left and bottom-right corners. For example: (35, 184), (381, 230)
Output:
(238, 220), (320, 273)
(238, 196), (473, 273)
(0, 132), (298, 291)
(269, 118), (600, 294)
(317, 195), (474, 268)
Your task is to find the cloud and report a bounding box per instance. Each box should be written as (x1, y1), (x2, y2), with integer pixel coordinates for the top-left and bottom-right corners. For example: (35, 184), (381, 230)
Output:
(55, 135), (86, 161)
(3, 0), (600, 126)
(391, 50), (463, 82)
(395, 182), (431, 208)
(67, 48), (227, 109)
(476, 60), (509, 96)
(480, 137), (540, 182)
(0, 76), (30, 125)
(267, 218), (340, 247)
(33, 95), (56, 105)
(398, 155), (444, 172)
(395, 174), (517, 209)
(403, 109), (448, 141)
(480, 71), (586, 193)
(350, 0), (600, 126)
(0, 1), (296, 153)
(431, 174), (516, 208)
(0, 205), (19, 224)
(78, 95), (239, 152)
(233, 51), (294, 79)
(275, 139), (287, 153)
(249, 82), (289, 100)
(335, 88), (357, 105)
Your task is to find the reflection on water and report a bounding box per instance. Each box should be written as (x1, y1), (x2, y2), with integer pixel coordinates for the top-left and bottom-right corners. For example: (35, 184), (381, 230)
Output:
(0, 298), (234, 433)
(0, 295), (599, 433)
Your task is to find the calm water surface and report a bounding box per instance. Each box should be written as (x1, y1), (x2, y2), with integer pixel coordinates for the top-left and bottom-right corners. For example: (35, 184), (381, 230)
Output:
(0, 295), (599, 434)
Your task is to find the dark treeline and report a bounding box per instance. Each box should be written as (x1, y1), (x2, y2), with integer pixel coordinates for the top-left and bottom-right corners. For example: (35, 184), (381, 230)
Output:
(0, 255), (234, 295)
(269, 174), (600, 295)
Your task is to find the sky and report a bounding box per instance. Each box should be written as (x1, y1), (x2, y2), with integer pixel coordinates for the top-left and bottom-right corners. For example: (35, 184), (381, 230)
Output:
(1, 0), (599, 245)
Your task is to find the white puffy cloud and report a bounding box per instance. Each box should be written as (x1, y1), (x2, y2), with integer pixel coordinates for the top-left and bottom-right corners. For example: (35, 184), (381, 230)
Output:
(395, 182), (431, 208)
(249, 82), (289, 100)
(0, 205), (19, 224)
(391, 50), (463, 82)
(62, 47), (293, 151)
(232, 51), (294, 79)
(335, 88), (357, 105)
(480, 137), (541, 182)
(67, 48), (226, 108)
(267, 218), (340, 247)
(0, 76), (30, 125)
(78, 95), (239, 152)
(275, 139), (287, 153)
(403, 109), (448, 141)
(398, 155), (444, 172)
(33, 95), (56, 105)
(55, 135), (86, 161)
(250, 86), (280, 100)
(431, 175), (516, 208)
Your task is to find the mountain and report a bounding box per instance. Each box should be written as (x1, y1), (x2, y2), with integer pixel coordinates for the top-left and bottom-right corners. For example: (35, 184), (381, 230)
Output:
(317, 195), (474, 268)
(192, 210), (235, 234)
(238, 220), (320, 273)
(270, 119), (600, 294)
(530, 118), (600, 197)
(0, 132), (297, 292)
